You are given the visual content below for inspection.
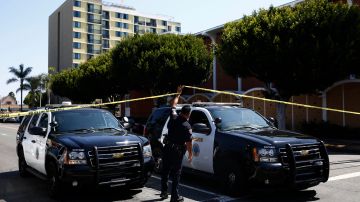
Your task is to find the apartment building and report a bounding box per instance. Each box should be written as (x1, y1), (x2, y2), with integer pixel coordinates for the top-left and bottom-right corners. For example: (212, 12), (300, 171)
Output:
(49, 0), (181, 72)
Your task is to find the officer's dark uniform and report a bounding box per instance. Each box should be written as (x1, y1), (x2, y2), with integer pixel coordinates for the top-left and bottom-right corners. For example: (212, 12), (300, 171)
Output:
(161, 107), (192, 201)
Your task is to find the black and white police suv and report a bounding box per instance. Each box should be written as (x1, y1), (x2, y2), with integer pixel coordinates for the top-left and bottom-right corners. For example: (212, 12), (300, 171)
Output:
(16, 107), (154, 197)
(144, 103), (329, 193)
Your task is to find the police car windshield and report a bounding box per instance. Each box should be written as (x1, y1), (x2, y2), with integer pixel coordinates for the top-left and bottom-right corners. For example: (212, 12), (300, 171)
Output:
(208, 108), (271, 131)
(52, 110), (123, 133)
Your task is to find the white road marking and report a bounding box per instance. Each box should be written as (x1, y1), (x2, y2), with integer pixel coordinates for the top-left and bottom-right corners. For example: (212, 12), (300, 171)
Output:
(1, 133), (8, 136)
(151, 175), (237, 201)
(328, 172), (360, 182)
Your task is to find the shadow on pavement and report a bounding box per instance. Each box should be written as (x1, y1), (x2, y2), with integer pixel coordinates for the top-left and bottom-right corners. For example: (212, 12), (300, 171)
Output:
(0, 168), (329, 202)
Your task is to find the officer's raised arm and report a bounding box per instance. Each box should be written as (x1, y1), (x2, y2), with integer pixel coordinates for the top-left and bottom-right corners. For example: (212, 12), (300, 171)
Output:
(171, 85), (184, 108)
(169, 85), (184, 120)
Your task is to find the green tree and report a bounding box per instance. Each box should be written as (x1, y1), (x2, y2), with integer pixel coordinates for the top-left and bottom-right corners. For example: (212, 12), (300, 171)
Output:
(218, 0), (360, 129)
(6, 64), (32, 111)
(22, 76), (43, 107)
(24, 92), (47, 108)
(51, 67), (83, 102)
(51, 52), (121, 103)
(112, 34), (212, 95)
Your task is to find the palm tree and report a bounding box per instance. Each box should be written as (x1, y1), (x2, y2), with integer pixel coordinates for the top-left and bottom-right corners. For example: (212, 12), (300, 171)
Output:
(6, 64), (32, 111)
(23, 76), (41, 107)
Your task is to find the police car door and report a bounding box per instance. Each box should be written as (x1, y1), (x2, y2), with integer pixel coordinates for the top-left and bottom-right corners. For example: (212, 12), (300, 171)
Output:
(22, 114), (40, 169)
(183, 109), (214, 174)
(31, 112), (51, 174)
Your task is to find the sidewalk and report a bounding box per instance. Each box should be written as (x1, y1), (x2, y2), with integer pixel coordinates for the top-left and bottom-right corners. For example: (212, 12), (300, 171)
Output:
(323, 138), (360, 154)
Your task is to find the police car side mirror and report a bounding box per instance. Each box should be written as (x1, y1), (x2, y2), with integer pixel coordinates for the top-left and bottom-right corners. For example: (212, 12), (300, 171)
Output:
(268, 117), (278, 128)
(214, 117), (222, 128)
(29, 126), (47, 136)
(123, 117), (129, 123)
(192, 123), (211, 135)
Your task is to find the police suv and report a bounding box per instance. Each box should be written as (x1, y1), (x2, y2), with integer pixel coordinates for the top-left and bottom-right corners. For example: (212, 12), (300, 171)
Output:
(145, 103), (329, 193)
(16, 107), (154, 197)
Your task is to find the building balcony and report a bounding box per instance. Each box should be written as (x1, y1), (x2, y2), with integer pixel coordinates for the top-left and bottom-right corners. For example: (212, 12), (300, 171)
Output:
(88, 18), (102, 24)
(87, 49), (101, 54)
(88, 39), (102, 44)
(146, 22), (157, 27)
(88, 28), (102, 34)
(88, 8), (102, 14)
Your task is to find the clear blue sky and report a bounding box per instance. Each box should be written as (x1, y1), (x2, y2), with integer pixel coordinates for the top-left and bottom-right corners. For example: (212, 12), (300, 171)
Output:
(0, 0), (290, 102)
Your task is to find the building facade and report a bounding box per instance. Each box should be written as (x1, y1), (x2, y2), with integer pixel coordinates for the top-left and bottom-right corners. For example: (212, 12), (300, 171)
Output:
(49, 0), (181, 72)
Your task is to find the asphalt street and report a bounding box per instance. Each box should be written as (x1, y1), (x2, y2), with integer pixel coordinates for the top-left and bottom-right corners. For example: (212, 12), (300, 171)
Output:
(0, 123), (359, 202)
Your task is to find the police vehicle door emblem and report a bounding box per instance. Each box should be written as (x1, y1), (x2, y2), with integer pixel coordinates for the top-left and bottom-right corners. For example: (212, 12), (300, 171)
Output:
(193, 143), (200, 157)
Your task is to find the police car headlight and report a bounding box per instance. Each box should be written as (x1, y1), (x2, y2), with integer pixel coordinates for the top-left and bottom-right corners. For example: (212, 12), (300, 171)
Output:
(253, 147), (278, 163)
(69, 151), (86, 160)
(143, 144), (152, 158)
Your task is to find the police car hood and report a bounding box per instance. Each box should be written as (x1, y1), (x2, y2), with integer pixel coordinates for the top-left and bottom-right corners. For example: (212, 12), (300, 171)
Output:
(227, 128), (320, 147)
(56, 131), (145, 150)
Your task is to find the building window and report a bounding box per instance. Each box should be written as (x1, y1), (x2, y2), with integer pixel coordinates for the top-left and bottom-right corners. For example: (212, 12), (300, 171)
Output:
(162, 21), (167, 26)
(73, 42), (81, 49)
(134, 25), (139, 33)
(115, 31), (122, 37)
(116, 22), (122, 28)
(87, 34), (94, 43)
(87, 44), (94, 53)
(134, 16), (139, 23)
(102, 11), (109, 19)
(73, 11), (81, 18)
(149, 19), (156, 27)
(168, 26), (172, 32)
(73, 21), (81, 28)
(123, 23), (128, 29)
(102, 20), (109, 29)
(103, 40), (109, 48)
(176, 26), (181, 32)
(123, 32), (128, 37)
(74, 1), (81, 7)
(162, 29), (167, 33)
(73, 63), (79, 68)
(116, 12), (122, 18)
(102, 30), (109, 38)
(87, 3), (94, 12)
(73, 53), (81, 59)
(73, 32), (81, 38)
(150, 28), (156, 33)
(123, 14), (128, 20)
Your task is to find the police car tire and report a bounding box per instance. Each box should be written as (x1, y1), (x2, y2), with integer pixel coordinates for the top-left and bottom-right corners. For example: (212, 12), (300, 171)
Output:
(18, 150), (28, 177)
(48, 162), (62, 198)
(223, 166), (247, 196)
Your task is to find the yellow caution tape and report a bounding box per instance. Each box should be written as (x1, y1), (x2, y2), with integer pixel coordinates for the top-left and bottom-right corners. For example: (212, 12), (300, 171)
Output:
(184, 85), (360, 116)
(1, 85), (359, 119)
(0, 93), (178, 119)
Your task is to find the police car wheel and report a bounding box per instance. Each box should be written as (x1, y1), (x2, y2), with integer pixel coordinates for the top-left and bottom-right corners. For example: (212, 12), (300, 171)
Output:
(48, 162), (62, 198)
(223, 167), (247, 196)
(18, 150), (28, 177)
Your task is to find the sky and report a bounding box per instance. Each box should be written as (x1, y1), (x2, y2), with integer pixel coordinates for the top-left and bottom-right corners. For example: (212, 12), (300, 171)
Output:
(0, 0), (290, 103)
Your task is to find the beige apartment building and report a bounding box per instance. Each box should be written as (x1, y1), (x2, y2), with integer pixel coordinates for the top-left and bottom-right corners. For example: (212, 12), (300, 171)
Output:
(49, 0), (181, 72)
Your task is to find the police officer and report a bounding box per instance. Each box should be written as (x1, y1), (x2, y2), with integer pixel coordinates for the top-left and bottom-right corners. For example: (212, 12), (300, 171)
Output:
(160, 86), (193, 202)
